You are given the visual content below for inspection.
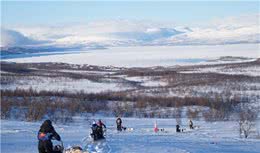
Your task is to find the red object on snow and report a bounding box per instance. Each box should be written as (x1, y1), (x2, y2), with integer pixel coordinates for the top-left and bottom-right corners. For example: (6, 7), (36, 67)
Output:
(154, 121), (159, 133)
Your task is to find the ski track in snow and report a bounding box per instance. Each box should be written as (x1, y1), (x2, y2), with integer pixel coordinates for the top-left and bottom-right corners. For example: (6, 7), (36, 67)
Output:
(1, 117), (260, 153)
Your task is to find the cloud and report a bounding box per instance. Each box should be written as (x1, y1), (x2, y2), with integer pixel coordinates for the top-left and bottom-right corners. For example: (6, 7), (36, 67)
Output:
(2, 14), (260, 48)
(1, 28), (49, 47)
(111, 28), (184, 42)
(168, 26), (260, 45)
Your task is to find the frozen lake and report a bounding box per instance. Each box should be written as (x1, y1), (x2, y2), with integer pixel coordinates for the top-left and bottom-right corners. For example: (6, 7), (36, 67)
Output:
(2, 44), (259, 67)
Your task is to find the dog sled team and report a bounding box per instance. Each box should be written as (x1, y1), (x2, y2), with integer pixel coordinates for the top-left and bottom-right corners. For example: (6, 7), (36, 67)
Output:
(37, 118), (196, 153)
(175, 119), (197, 133)
(153, 119), (197, 133)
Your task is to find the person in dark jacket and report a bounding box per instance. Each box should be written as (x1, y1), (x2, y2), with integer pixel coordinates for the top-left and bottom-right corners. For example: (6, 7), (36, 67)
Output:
(176, 124), (181, 133)
(116, 117), (122, 131)
(38, 120), (61, 153)
(189, 120), (194, 129)
(97, 119), (106, 129)
(97, 119), (106, 136)
(91, 121), (105, 141)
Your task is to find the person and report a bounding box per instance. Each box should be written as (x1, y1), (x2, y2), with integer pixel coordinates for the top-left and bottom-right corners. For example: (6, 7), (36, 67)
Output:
(154, 121), (159, 133)
(38, 120), (61, 153)
(97, 119), (106, 130)
(91, 121), (105, 141)
(91, 121), (98, 140)
(116, 117), (122, 131)
(176, 124), (181, 133)
(97, 119), (106, 136)
(189, 120), (194, 129)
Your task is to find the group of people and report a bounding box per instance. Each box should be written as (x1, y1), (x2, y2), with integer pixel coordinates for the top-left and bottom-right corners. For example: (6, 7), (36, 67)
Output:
(90, 117), (127, 141)
(38, 117), (124, 153)
(37, 118), (194, 153)
(176, 119), (194, 133)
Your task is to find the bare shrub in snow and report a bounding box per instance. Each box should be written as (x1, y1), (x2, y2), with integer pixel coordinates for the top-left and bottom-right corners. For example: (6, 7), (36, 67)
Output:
(49, 109), (73, 123)
(175, 107), (182, 125)
(203, 108), (228, 122)
(111, 102), (134, 117)
(1, 100), (12, 119)
(187, 108), (200, 120)
(238, 108), (258, 138)
(25, 100), (47, 122)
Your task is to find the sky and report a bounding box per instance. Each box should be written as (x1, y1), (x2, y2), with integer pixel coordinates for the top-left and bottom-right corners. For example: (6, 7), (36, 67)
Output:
(1, 1), (260, 48)
(2, 1), (259, 26)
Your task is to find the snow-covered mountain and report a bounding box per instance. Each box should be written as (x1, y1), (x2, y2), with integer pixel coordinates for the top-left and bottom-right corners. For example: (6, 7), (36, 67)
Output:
(1, 14), (259, 49)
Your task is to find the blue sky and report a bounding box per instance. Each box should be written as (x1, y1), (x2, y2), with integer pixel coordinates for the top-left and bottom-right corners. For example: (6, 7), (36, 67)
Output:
(2, 1), (259, 26)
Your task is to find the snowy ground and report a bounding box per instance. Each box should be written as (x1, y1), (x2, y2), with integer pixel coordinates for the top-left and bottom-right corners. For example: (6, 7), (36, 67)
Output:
(1, 44), (260, 153)
(1, 58), (260, 102)
(0, 76), (131, 93)
(2, 44), (259, 67)
(1, 117), (260, 153)
(179, 65), (260, 77)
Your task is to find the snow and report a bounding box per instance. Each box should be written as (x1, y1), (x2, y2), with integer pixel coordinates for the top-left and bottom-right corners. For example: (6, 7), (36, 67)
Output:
(0, 70), (11, 74)
(58, 69), (116, 75)
(179, 65), (260, 77)
(163, 82), (260, 100)
(1, 117), (260, 153)
(1, 43), (260, 153)
(0, 76), (130, 93)
(2, 44), (259, 67)
(124, 76), (168, 87)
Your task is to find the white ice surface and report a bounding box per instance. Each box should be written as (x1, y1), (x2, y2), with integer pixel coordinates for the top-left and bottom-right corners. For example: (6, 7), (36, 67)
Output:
(2, 44), (259, 67)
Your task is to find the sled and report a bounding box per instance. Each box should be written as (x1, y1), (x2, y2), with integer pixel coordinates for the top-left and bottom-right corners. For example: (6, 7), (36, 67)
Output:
(52, 140), (64, 153)
(65, 146), (89, 153)
(52, 140), (90, 153)
(117, 126), (133, 132)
